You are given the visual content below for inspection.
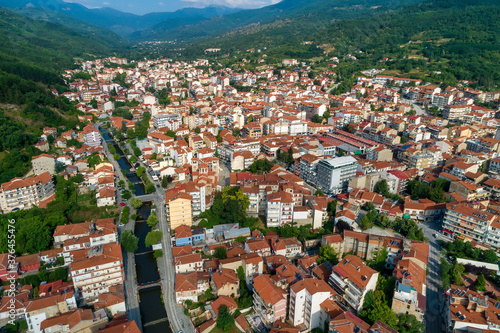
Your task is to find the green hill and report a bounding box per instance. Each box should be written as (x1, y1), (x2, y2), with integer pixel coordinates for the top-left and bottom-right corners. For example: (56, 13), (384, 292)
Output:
(181, 0), (499, 89)
(134, 0), (422, 42)
(0, 7), (125, 182)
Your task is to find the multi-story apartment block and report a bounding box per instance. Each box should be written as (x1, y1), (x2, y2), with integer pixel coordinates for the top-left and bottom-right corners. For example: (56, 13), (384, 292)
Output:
(165, 191), (193, 230)
(441, 202), (498, 246)
(316, 156), (358, 194)
(31, 154), (56, 175)
(241, 253), (263, 288)
(153, 112), (181, 130)
(407, 154), (433, 170)
(252, 274), (288, 328)
(266, 191), (294, 227)
(466, 138), (500, 154)
(182, 181), (207, 217)
(289, 278), (336, 331)
(328, 255), (379, 312)
(0, 172), (55, 213)
(53, 219), (117, 247)
(82, 124), (101, 147)
(297, 154), (320, 185)
(69, 243), (124, 303)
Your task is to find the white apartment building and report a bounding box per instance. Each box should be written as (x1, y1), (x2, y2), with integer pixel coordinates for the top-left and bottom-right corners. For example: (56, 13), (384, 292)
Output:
(328, 255), (378, 312)
(316, 156), (358, 194)
(153, 113), (181, 130)
(0, 172), (55, 213)
(69, 243), (124, 303)
(82, 124), (101, 147)
(266, 191), (294, 227)
(289, 278), (336, 331)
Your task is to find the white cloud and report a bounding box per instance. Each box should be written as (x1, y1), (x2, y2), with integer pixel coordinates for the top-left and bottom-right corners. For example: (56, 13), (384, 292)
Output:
(158, 1), (165, 6)
(102, 1), (110, 5)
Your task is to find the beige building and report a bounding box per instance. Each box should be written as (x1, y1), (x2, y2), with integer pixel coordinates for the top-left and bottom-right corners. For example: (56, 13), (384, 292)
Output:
(0, 172), (54, 213)
(32, 154), (56, 175)
(407, 154), (433, 170)
(165, 191), (193, 230)
(211, 268), (240, 297)
(24, 291), (77, 333)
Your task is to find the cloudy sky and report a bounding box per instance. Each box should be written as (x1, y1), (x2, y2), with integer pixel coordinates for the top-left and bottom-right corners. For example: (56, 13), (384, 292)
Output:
(65, 0), (280, 15)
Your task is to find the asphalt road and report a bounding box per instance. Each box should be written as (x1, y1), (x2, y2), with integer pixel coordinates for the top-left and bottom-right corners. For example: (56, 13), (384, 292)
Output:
(422, 222), (445, 333)
(139, 170), (195, 333)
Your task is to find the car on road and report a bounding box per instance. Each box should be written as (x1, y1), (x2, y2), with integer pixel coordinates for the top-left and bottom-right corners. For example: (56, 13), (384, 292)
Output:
(118, 223), (124, 227)
(156, 184), (160, 188)
(433, 233), (438, 238)
(119, 202), (126, 207)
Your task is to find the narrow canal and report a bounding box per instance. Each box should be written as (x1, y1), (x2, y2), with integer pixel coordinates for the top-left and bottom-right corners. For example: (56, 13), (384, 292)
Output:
(99, 127), (146, 195)
(135, 203), (171, 333)
(100, 127), (171, 332)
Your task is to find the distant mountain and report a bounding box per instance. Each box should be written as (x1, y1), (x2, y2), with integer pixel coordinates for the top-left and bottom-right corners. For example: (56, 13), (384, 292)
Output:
(0, 0), (241, 36)
(132, 0), (423, 42)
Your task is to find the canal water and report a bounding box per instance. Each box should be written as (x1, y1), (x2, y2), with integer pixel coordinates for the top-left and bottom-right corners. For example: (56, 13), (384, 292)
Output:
(135, 203), (171, 333)
(99, 127), (145, 195)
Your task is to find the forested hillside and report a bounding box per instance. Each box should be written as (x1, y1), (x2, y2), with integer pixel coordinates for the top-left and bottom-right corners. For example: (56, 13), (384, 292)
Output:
(0, 8), (123, 183)
(136, 0), (421, 42)
(181, 0), (499, 89)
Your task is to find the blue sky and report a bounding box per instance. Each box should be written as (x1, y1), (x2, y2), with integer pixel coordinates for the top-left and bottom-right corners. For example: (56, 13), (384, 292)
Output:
(65, 0), (280, 15)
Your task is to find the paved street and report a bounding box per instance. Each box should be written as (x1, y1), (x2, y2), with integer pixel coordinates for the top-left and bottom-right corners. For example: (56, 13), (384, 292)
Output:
(422, 222), (445, 333)
(139, 168), (195, 333)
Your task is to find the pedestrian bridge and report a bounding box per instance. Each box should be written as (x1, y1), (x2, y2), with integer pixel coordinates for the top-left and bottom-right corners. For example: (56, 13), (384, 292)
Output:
(137, 280), (161, 291)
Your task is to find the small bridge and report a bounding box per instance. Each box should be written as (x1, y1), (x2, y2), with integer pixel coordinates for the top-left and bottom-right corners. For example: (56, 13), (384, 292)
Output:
(137, 280), (161, 290)
(144, 317), (169, 327)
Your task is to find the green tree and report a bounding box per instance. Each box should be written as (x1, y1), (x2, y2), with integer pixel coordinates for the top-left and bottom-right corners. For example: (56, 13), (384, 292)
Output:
(136, 166), (146, 177)
(451, 261), (465, 285)
(312, 114), (323, 123)
(248, 159), (274, 173)
(314, 189), (325, 196)
(120, 230), (138, 252)
(130, 197), (143, 209)
(368, 247), (388, 271)
(374, 180), (390, 197)
(145, 230), (163, 247)
(147, 211), (158, 227)
(166, 130), (177, 139)
(359, 290), (398, 328)
(317, 245), (339, 265)
(113, 153), (120, 160)
(483, 249), (498, 264)
(475, 273), (486, 291)
(397, 314), (425, 333)
(49, 267), (67, 282)
(440, 258), (451, 289)
(216, 305), (235, 331)
(154, 250), (163, 258)
(213, 246), (227, 259)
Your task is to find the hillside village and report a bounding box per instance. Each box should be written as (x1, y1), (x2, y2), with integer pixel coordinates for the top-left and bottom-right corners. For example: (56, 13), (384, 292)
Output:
(2, 56), (500, 333)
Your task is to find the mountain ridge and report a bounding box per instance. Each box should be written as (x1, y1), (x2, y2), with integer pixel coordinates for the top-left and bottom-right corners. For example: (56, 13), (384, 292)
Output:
(0, 0), (241, 36)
